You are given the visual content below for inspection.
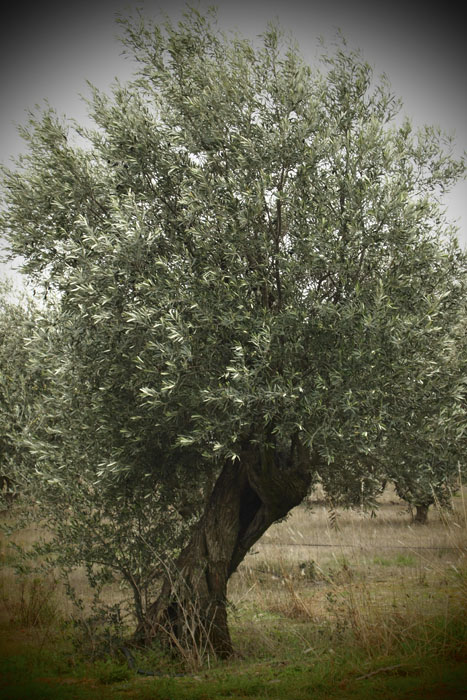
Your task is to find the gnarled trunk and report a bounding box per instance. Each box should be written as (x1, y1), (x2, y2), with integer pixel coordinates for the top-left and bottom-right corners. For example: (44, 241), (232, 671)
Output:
(134, 439), (313, 658)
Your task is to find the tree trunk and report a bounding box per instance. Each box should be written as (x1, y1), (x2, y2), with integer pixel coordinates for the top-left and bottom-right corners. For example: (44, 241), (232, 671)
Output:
(413, 503), (429, 524)
(134, 438), (313, 658)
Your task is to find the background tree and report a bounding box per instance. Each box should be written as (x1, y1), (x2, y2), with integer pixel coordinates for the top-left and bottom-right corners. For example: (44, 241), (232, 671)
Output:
(388, 310), (466, 523)
(320, 291), (467, 522)
(0, 281), (41, 507)
(1, 8), (465, 657)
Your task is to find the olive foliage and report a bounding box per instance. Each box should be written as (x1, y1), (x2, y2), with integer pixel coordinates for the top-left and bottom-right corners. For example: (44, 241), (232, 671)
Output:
(0, 281), (40, 507)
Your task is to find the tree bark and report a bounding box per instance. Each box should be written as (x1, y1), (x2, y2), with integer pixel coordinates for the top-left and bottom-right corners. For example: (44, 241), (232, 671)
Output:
(134, 437), (313, 658)
(413, 503), (429, 524)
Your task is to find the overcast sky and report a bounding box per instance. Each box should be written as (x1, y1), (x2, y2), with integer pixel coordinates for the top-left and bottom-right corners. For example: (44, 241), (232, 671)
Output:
(1, 0), (465, 286)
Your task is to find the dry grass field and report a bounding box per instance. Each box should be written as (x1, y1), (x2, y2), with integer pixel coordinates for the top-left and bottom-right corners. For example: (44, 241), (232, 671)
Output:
(229, 486), (466, 660)
(1, 484), (466, 699)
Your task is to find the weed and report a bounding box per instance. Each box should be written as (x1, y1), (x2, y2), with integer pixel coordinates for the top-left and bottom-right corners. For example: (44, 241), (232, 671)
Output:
(65, 597), (129, 662)
(0, 574), (58, 627)
(298, 559), (318, 581)
(91, 658), (131, 684)
(131, 554), (223, 673)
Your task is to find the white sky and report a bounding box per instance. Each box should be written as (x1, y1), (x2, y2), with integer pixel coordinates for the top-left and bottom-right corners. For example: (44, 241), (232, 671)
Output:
(1, 0), (465, 288)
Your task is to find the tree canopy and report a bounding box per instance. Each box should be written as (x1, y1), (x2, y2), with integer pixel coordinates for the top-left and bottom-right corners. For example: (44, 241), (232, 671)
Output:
(1, 7), (465, 656)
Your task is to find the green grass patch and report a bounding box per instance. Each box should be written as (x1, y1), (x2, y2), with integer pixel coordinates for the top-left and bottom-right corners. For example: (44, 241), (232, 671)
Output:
(372, 553), (417, 567)
(0, 592), (466, 700)
(1, 645), (466, 700)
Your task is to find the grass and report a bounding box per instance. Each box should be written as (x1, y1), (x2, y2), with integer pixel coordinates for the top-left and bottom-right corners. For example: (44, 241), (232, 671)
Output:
(1, 486), (466, 699)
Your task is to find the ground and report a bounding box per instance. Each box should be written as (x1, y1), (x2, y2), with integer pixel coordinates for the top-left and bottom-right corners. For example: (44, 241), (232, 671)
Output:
(1, 486), (466, 699)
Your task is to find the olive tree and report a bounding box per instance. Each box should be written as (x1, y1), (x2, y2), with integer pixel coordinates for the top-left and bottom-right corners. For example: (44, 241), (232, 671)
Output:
(1, 9), (465, 657)
(388, 312), (466, 523)
(320, 299), (466, 522)
(0, 281), (41, 507)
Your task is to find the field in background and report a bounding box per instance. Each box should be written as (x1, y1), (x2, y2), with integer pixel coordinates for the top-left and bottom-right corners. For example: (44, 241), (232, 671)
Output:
(230, 487), (466, 661)
(1, 485), (466, 699)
